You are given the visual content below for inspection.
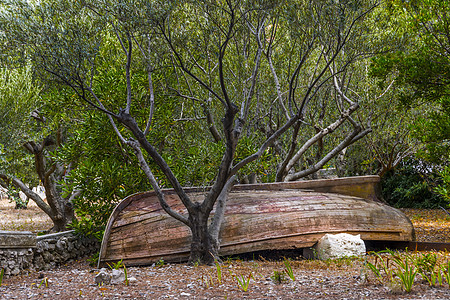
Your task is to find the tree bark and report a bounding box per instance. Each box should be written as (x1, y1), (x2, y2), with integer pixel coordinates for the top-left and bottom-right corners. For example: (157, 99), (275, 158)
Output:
(189, 210), (217, 265)
(209, 176), (237, 252)
(19, 138), (76, 232)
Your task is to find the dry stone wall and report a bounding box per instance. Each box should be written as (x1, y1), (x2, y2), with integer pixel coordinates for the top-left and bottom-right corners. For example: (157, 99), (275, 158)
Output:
(0, 230), (99, 277)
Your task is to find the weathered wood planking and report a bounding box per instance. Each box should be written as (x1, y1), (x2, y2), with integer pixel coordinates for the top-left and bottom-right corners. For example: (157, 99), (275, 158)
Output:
(98, 176), (415, 267)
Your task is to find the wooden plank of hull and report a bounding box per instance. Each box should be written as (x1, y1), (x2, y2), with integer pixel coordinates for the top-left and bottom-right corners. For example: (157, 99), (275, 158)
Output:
(99, 181), (415, 266)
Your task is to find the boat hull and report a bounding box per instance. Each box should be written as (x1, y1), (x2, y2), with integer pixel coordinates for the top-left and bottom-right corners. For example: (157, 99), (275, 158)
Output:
(98, 176), (415, 266)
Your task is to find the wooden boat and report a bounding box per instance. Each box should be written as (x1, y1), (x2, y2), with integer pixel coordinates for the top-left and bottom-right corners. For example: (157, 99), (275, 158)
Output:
(98, 176), (415, 267)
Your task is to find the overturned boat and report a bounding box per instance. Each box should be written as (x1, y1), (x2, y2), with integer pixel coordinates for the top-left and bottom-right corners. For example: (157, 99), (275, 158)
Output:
(98, 176), (415, 267)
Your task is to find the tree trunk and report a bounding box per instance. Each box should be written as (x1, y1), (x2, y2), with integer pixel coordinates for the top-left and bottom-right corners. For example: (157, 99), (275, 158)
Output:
(50, 213), (74, 232)
(46, 195), (75, 233)
(188, 211), (218, 265)
(20, 138), (76, 232)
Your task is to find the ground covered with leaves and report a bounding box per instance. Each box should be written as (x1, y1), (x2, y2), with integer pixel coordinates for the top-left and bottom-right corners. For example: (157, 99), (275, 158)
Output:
(1, 197), (450, 299)
(0, 196), (53, 232)
(2, 252), (450, 299)
(401, 208), (450, 243)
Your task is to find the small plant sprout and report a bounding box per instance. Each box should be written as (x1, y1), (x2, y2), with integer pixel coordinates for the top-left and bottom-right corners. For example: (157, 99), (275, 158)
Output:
(38, 277), (49, 288)
(87, 253), (100, 267)
(123, 264), (129, 286)
(442, 261), (450, 286)
(215, 261), (222, 284)
(100, 287), (106, 296)
(418, 252), (446, 287)
(98, 282), (108, 296)
(284, 258), (295, 281)
(106, 258), (129, 286)
(391, 251), (417, 293)
(366, 250), (395, 284)
(416, 252), (439, 286)
(436, 269), (444, 286)
(156, 258), (166, 268)
(199, 273), (214, 289)
(0, 268), (4, 286)
(365, 261), (380, 282)
(416, 253), (437, 275)
(107, 259), (124, 270)
(200, 275), (208, 289)
(235, 273), (253, 292)
(270, 270), (286, 284)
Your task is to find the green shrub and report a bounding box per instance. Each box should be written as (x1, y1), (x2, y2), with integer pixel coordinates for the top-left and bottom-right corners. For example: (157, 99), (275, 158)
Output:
(381, 160), (446, 208)
(435, 166), (450, 204)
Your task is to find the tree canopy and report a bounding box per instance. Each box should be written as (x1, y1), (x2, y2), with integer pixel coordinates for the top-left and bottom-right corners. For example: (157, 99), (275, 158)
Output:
(370, 0), (450, 201)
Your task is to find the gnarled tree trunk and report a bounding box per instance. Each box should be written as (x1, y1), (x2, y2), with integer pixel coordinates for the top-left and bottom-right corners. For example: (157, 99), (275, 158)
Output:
(0, 134), (77, 233)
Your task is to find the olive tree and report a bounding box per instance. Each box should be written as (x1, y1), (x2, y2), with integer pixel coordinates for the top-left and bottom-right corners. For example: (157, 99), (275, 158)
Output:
(1, 0), (381, 263)
(0, 67), (40, 209)
(0, 67), (80, 231)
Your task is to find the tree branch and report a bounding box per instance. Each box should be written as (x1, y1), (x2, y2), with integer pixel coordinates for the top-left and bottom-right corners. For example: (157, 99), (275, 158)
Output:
(283, 102), (359, 175)
(117, 111), (195, 213)
(285, 126), (368, 181)
(209, 175), (236, 242)
(0, 174), (53, 218)
(128, 140), (189, 225)
(230, 115), (300, 177)
(125, 31), (133, 114)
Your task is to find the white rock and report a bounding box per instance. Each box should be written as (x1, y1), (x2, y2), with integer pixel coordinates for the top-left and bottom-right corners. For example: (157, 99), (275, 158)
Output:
(314, 233), (366, 260)
(111, 269), (125, 285)
(94, 268), (111, 285)
(127, 277), (138, 284)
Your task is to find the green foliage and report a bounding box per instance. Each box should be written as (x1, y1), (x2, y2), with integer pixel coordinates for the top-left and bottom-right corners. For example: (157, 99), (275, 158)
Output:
(106, 259), (129, 285)
(87, 252), (99, 267)
(416, 253), (437, 277)
(123, 264), (129, 286)
(60, 112), (151, 239)
(442, 260), (450, 286)
(415, 252), (441, 287)
(37, 277), (49, 289)
(371, 0), (450, 199)
(4, 185), (29, 209)
(0, 66), (42, 183)
(334, 141), (380, 177)
(365, 250), (450, 292)
(365, 256), (387, 284)
(365, 250), (410, 292)
(435, 166), (450, 204)
(233, 136), (276, 183)
(155, 259), (166, 268)
(413, 97), (450, 165)
(370, 51), (450, 106)
(381, 160), (446, 208)
(68, 217), (104, 242)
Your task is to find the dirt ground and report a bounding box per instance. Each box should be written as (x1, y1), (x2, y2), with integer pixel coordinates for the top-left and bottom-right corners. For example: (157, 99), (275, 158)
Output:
(1, 197), (450, 299)
(0, 195), (53, 232)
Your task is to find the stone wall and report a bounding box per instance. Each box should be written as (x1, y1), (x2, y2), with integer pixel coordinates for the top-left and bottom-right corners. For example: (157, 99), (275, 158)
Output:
(0, 230), (100, 277)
